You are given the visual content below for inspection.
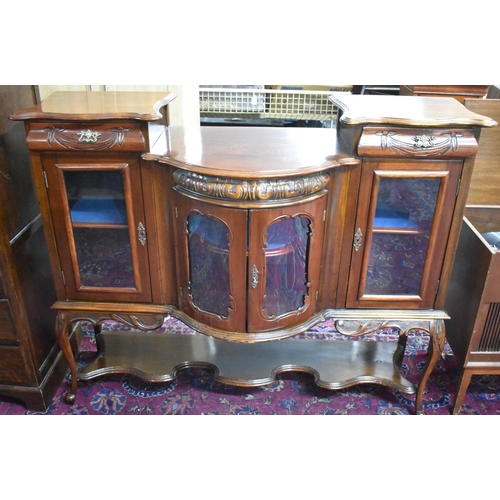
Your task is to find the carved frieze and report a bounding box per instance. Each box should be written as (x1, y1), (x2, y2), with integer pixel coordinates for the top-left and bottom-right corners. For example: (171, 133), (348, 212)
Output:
(358, 127), (478, 158)
(26, 123), (145, 151)
(173, 169), (330, 203)
(44, 127), (130, 150)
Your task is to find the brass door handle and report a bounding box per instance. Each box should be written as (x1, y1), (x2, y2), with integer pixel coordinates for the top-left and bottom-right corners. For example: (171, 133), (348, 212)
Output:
(137, 222), (147, 246)
(353, 228), (362, 252)
(251, 265), (259, 289)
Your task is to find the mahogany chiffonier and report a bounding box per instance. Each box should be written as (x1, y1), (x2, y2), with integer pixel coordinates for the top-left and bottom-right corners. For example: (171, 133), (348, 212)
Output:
(445, 98), (500, 414)
(0, 85), (74, 411)
(10, 91), (496, 414)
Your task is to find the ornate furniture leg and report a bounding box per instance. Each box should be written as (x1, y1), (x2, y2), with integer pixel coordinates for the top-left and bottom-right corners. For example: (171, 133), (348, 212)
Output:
(55, 311), (78, 404)
(415, 319), (446, 415)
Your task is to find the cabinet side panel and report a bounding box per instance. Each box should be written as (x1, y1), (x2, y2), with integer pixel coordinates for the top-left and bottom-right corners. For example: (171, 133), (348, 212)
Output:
(12, 220), (57, 374)
(0, 85), (39, 239)
(445, 219), (491, 363)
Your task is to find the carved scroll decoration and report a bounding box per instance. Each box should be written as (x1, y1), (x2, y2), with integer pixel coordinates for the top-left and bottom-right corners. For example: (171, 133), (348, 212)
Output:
(44, 126), (130, 150)
(375, 130), (461, 156)
(335, 319), (437, 338)
(173, 170), (330, 202)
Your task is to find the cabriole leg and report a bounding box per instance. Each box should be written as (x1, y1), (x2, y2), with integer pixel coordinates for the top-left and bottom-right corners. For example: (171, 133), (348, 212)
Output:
(415, 319), (446, 415)
(55, 311), (78, 404)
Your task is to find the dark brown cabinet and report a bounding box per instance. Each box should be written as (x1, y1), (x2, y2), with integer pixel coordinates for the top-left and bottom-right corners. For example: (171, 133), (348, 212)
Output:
(41, 152), (152, 303)
(11, 91), (497, 414)
(0, 85), (72, 411)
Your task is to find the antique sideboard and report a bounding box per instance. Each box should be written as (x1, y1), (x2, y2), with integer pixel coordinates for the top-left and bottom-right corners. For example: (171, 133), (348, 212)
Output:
(10, 91), (497, 414)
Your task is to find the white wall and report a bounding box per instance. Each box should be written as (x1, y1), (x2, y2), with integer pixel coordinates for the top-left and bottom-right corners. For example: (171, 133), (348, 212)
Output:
(37, 85), (200, 126)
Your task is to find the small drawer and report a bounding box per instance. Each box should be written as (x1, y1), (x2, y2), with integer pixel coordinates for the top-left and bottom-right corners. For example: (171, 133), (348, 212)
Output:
(26, 122), (145, 152)
(0, 345), (31, 385)
(358, 127), (478, 158)
(0, 300), (19, 342)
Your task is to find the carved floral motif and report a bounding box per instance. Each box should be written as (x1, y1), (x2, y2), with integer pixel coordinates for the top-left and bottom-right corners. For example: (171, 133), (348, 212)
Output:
(375, 130), (461, 156)
(44, 127), (130, 150)
(173, 170), (330, 202)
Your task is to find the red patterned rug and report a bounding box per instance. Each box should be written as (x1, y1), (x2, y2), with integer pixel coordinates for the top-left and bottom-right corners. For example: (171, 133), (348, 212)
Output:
(1, 317), (500, 415)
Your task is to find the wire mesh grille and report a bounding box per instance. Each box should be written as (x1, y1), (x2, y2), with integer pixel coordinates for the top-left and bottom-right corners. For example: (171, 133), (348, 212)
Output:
(199, 87), (351, 123)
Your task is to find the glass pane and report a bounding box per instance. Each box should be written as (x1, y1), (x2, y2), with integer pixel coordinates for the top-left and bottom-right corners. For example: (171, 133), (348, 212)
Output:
(365, 177), (440, 296)
(263, 216), (310, 318)
(365, 233), (430, 295)
(374, 177), (439, 230)
(63, 170), (135, 289)
(65, 170), (128, 225)
(73, 227), (135, 288)
(187, 214), (231, 318)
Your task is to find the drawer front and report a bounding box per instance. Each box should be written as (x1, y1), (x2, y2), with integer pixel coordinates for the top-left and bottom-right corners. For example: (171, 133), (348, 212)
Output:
(0, 345), (31, 384)
(358, 127), (478, 158)
(0, 300), (19, 342)
(26, 122), (145, 152)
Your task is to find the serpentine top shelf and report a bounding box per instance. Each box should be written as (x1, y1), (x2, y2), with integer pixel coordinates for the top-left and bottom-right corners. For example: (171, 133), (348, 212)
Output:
(330, 92), (498, 128)
(10, 91), (176, 122)
(153, 125), (360, 179)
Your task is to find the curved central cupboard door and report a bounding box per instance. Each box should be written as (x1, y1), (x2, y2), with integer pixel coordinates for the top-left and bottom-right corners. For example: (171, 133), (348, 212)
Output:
(43, 154), (152, 302)
(175, 198), (248, 332)
(174, 194), (326, 334)
(247, 198), (326, 332)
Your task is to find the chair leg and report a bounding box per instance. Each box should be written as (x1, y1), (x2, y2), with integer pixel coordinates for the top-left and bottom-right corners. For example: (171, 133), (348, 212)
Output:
(452, 368), (473, 415)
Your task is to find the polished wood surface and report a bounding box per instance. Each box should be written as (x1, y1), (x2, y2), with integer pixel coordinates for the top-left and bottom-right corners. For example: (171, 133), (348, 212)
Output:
(152, 125), (359, 178)
(445, 98), (500, 412)
(14, 91), (495, 414)
(330, 92), (497, 127)
(10, 91), (176, 122)
(446, 210), (500, 413)
(79, 329), (415, 394)
(400, 85), (490, 103)
(463, 99), (500, 206)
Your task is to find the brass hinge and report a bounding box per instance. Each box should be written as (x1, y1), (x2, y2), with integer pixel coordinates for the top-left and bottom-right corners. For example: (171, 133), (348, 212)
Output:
(42, 171), (49, 188)
(323, 210), (326, 222)
(175, 207), (178, 218)
(456, 178), (461, 197)
(435, 279), (440, 295)
(61, 271), (66, 285)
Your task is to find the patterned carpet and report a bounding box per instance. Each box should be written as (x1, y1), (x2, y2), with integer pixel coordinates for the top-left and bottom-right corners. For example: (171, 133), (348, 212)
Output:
(2, 317), (500, 415)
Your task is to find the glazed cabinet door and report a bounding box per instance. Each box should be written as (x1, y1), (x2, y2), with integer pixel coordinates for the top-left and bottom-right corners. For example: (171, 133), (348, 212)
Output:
(346, 159), (462, 309)
(174, 195), (248, 332)
(42, 153), (152, 302)
(247, 197), (326, 332)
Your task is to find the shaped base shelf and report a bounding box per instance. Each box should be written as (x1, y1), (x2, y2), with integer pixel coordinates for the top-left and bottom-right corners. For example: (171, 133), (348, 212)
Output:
(79, 330), (416, 394)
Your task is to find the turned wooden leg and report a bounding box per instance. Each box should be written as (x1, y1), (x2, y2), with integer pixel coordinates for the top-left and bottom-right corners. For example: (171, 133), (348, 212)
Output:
(415, 319), (446, 415)
(452, 368), (473, 415)
(55, 311), (78, 404)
